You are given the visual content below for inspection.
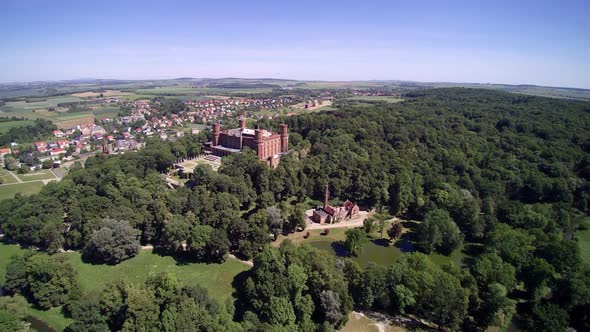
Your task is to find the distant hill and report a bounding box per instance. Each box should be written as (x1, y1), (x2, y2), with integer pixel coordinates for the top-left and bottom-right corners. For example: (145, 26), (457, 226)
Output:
(1, 77), (589, 100)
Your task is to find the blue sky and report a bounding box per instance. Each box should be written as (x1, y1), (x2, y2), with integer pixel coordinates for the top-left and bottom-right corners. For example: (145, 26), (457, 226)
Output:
(1, 0), (588, 88)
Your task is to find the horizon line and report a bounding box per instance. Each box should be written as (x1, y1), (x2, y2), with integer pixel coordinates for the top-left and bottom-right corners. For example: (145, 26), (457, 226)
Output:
(1, 77), (589, 92)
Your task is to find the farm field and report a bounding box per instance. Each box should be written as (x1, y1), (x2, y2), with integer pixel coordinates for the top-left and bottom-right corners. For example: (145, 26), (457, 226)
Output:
(0, 243), (250, 331)
(0, 95), (121, 128)
(71, 89), (132, 98)
(0, 181), (45, 201)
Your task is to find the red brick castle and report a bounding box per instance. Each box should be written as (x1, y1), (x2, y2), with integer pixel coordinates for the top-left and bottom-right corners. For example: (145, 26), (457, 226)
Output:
(204, 118), (289, 167)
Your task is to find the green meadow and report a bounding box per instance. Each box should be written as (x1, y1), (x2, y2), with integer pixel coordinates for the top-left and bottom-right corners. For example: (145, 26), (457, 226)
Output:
(0, 243), (249, 331)
(347, 96), (403, 103)
(0, 119), (35, 133)
(0, 181), (45, 201)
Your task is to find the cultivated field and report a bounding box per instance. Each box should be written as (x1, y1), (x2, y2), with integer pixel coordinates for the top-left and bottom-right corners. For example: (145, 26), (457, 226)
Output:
(71, 89), (132, 98)
(0, 95), (120, 128)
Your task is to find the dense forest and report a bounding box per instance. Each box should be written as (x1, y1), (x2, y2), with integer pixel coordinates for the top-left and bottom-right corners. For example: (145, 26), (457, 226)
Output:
(1, 88), (590, 331)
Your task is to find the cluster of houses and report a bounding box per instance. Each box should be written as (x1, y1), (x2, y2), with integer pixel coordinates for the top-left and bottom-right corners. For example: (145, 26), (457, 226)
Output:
(184, 97), (298, 123)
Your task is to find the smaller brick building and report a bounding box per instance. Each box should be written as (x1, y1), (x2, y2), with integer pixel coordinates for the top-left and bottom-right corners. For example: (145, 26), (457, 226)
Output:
(312, 184), (360, 224)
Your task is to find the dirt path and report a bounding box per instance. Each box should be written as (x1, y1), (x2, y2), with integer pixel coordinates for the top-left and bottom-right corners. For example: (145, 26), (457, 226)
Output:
(7, 170), (22, 183)
(304, 210), (401, 231)
(228, 254), (254, 267)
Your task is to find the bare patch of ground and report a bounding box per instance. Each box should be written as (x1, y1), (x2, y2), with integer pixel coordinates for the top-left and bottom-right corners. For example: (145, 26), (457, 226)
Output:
(293, 100), (333, 111)
(54, 116), (95, 129)
(71, 90), (132, 98)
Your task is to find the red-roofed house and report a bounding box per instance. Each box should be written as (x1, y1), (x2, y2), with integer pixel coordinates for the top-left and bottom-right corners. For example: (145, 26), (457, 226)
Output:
(34, 142), (47, 153)
(0, 147), (11, 157)
(57, 140), (69, 149)
(53, 130), (65, 138)
(50, 148), (65, 156)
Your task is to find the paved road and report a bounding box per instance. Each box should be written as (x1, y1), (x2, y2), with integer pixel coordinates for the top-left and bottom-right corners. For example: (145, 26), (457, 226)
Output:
(305, 210), (401, 231)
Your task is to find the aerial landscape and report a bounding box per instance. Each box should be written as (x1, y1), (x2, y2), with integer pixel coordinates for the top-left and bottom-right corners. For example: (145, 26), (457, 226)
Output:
(0, 1), (589, 332)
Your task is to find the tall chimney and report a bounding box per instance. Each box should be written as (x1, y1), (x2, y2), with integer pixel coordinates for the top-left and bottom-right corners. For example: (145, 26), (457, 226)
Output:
(239, 117), (246, 129)
(213, 123), (220, 146)
(324, 183), (329, 209)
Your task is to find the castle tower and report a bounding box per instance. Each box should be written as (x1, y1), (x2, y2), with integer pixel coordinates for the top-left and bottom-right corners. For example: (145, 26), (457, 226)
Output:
(254, 128), (264, 160)
(239, 117), (246, 129)
(324, 183), (329, 209)
(102, 143), (111, 155)
(279, 123), (289, 153)
(213, 123), (220, 146)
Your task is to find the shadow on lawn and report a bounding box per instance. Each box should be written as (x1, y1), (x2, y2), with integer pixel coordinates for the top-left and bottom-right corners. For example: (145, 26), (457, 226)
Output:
(371, 238), (390, 247)
(330, 241), (349, 257)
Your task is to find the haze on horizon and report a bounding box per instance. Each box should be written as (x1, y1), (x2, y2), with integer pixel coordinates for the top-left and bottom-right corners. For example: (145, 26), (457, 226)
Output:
(1, 0), (588, 89)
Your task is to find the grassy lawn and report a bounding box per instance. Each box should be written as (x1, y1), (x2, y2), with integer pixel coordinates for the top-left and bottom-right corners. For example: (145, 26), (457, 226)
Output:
(0, 243), (24, 284)
(0, 169), (19, 184)
(16, 170), (56, 181)
(576, 217), (590, 265)
(0, 243), (249, 331)
(342, 312), (407, 332)
(0, 181), (44, 201)
(64, 249), (249, 302)
(0, 119), (35, 133)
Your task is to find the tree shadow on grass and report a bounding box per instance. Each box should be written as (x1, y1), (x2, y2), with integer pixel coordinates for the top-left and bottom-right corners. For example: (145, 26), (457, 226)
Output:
(330, 241), (349, 257)
(230, 270), (252, 321)
(372, 238), (390, 247)
(401, 220), (419, 230)
(395, 237), (415, 253)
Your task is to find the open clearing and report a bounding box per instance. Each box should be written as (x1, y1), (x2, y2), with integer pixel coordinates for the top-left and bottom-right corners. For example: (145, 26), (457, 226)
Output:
(0, 181), (45, 201)
(293, 100), (333, 111)
(0, 243), (249, 331)
(577, 217), (590, 264)
(0, 169), (19, 184)
(347, 96), (403, 103)
(16, 170), (57, 182)
(0, 119), (35, 133)
(178, 156), (221, 172)
(0, 243), (248, 301)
